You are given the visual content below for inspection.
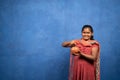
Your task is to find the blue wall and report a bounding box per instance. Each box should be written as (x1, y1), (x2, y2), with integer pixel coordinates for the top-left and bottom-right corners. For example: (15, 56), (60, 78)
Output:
(0, 0), (120, 80)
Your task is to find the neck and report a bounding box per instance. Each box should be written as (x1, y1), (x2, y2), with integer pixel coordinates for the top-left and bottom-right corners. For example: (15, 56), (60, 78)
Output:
(81, 38), (91, 41)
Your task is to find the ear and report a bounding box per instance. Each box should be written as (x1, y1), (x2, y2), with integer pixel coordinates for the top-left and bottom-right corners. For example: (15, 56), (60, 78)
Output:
(92, 32), (93, 35)
(91, 33), (93, 36)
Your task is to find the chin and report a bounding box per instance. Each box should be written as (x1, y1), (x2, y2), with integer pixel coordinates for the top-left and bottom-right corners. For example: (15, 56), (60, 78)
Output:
(83, 38), (90, 41)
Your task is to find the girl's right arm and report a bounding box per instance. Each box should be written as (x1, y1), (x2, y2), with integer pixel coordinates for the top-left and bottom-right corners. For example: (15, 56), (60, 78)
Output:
(62, 40), (75, 47)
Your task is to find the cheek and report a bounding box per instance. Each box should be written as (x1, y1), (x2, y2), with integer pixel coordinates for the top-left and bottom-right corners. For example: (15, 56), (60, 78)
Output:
(82, 34), (85, 37)
(89, 34), (93, 36)
(82, 33), (90, 36)
(82, 33), (85, 35)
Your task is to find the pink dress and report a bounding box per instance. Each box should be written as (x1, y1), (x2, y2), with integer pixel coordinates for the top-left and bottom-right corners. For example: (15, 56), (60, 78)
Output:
(69, 39), (100, 80)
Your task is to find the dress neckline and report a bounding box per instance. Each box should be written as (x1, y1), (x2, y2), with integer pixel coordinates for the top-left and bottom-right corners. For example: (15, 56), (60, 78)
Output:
(78, 38), (95, 47)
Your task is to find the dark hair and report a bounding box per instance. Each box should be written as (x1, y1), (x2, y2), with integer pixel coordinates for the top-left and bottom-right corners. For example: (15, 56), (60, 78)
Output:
(81, 25), (94, 40)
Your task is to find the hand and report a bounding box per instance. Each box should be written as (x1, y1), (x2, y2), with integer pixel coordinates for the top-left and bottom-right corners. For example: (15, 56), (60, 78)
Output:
(70, 40), (76, 47)
(71, 46), (80, 56)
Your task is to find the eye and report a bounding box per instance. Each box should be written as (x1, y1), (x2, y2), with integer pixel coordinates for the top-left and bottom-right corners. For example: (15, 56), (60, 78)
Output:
(82, 32), (90, 34)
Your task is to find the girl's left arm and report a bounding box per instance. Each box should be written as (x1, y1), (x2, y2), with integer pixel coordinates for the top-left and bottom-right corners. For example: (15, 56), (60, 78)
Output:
(80, 46), (99, 61)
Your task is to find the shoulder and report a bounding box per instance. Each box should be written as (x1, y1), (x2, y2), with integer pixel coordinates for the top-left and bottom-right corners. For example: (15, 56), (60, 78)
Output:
(90, 40), (100, 47)
(90, 40), (100, 44)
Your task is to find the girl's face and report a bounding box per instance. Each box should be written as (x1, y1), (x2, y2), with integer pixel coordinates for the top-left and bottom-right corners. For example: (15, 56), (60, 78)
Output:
(82, 28), (93, 41)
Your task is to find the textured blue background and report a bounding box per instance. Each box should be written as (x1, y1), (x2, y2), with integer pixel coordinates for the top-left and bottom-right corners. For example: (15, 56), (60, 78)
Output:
(0, 0), (120, 80)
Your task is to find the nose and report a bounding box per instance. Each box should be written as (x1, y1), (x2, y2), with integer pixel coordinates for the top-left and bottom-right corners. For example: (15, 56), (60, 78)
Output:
(84, 33), (88, 35)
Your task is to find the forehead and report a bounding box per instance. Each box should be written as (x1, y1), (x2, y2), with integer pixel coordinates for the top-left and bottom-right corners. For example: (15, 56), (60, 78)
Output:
(82, 28), (91, 32)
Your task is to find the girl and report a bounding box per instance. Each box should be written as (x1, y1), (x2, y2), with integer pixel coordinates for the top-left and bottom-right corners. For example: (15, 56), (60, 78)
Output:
(62, 25), (100, 80)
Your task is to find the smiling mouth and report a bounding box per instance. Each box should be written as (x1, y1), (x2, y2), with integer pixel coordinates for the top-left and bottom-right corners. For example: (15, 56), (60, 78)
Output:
(83, 36), (90, 39)
(84, 36), (89, 37)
